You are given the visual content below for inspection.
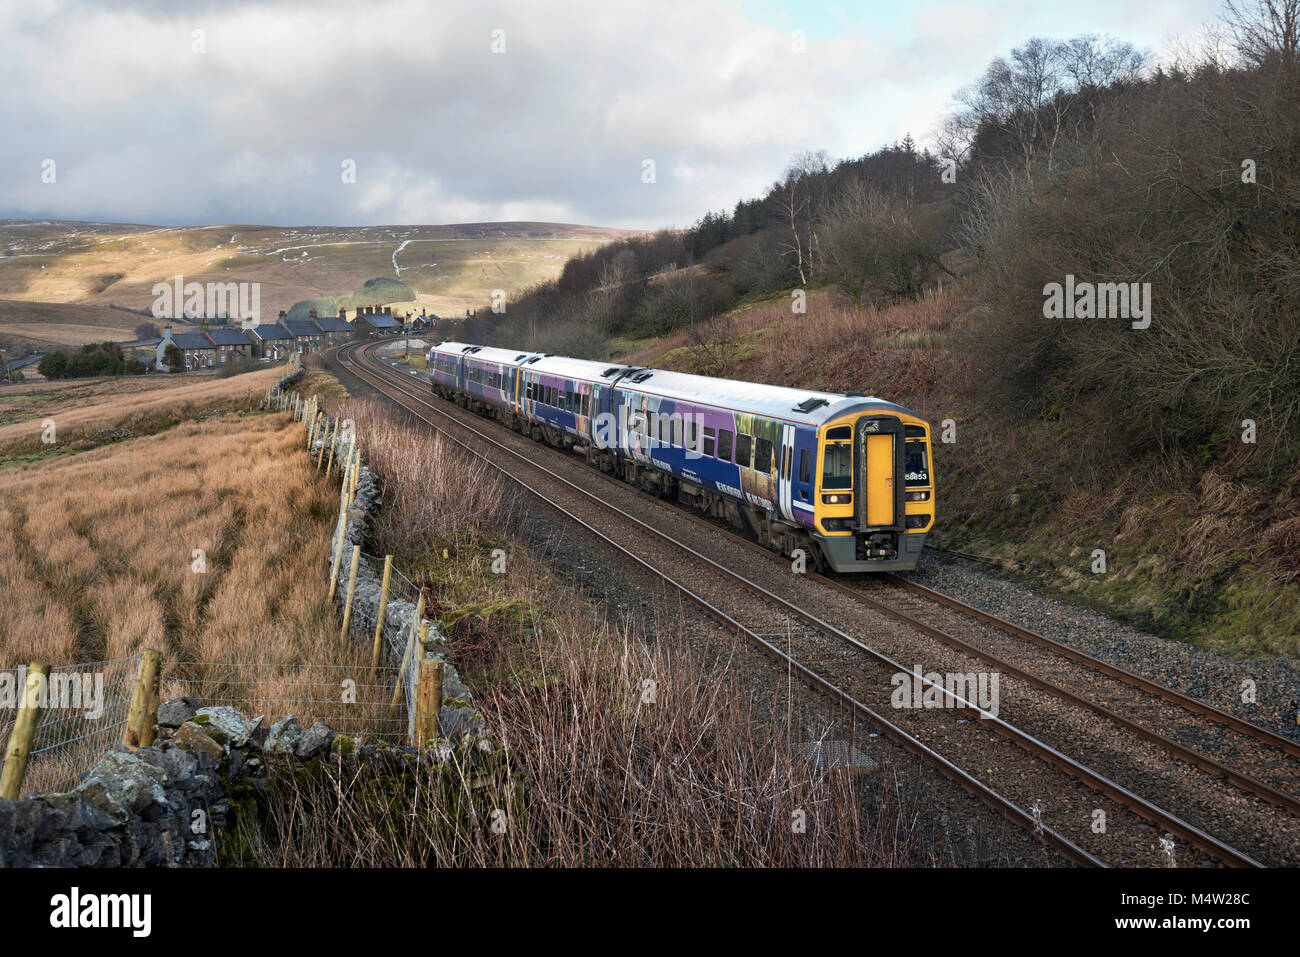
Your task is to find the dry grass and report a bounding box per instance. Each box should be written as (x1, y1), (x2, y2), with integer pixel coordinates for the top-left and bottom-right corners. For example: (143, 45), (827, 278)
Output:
(234, 395), (952, 867)
(0, 403), (388, 790)
(236, 625), (943, 867)
(0, 365), (286, 453)
(0, 410), (338, 666)
(623, 287), (965, 401)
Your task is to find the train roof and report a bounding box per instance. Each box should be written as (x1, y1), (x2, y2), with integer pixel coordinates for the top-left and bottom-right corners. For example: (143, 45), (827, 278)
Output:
(612, 366), (919, 427)
(433, 341), (923, 427)
(430, 341), (539, 365)
(519, 353), (630, 382)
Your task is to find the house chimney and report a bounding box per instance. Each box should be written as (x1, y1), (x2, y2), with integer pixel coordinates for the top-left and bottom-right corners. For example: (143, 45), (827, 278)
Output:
(309, 308), (317, 320)
(338, 307), (347, 320)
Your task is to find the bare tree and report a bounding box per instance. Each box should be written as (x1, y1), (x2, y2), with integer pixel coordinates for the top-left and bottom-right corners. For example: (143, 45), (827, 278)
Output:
(1221, 0), (1300, 69)
(947, 35), (1148, 183)
(776, 150), (831, 285)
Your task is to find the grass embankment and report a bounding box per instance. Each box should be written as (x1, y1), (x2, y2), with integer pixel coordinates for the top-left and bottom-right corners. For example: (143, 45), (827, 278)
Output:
(626, 287), (1300, 658)
(0, 366), (289, 462)
(238, 392), (952, 867)
(0, 367), (373, 790)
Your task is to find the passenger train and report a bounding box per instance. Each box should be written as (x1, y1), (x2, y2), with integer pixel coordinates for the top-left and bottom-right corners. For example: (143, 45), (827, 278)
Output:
(427, 341), (934, 573)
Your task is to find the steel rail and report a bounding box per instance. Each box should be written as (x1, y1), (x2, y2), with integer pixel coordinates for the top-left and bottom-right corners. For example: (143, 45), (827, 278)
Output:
(335, 341), (1264, 867)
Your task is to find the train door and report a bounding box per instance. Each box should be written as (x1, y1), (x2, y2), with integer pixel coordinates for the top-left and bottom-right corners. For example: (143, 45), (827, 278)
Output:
(855, 416), (905, 531)
(778, 423), (796, 523)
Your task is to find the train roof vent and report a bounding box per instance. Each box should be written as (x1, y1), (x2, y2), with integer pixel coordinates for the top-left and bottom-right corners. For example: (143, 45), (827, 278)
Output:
(525, 355), (542, 364)
(842, 390), (863, 397)
(629, 371), (654, 383)
(601, 367), (622, 377)
(515, 353), (528, 361)
(794, 397), (829, 413)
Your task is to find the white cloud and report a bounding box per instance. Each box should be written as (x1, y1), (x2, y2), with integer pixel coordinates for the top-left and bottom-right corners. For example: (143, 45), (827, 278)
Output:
(0, 0), (1226, 228)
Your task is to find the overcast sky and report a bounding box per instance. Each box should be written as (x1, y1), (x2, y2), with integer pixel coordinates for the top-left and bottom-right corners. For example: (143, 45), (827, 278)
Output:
(2, 0), (1224, 230)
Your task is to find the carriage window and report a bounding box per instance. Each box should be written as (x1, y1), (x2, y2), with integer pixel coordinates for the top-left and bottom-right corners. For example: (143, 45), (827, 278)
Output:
(755, 437), (773, 474)
(799, 449), (811, 483)
(905, 441), (930, 485)
(735, 433), (752, 469)
(582, 393), (590, 417)
(672, 417), (683, 446)
(717, 430), (733, 463)
(703, 427), (716, 458)
(823, 441), (852, 489)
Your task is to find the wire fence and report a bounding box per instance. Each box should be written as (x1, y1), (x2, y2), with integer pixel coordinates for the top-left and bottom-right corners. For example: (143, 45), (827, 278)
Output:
(160, 658), (411, 744)
(0, 655), (139, 797)
(1, 376), (445, 798)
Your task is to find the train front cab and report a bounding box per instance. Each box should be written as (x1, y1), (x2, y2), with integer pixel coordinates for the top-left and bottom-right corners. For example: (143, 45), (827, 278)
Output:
(812, 411), (933, 572)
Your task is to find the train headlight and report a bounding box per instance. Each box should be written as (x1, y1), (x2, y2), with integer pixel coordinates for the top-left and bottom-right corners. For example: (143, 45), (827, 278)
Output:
(906, 490), (930, 502)
(821, 493), (851, 505)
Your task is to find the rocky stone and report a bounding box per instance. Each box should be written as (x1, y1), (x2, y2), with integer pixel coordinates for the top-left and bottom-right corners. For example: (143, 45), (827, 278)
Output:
(156, 696), (200, 728)
(196, 706), (254, 747)
(73, 751), (168, 823)
(263, 715), (304, 755)
(171, 721), (226, 760)
(294, 720), (335, 759)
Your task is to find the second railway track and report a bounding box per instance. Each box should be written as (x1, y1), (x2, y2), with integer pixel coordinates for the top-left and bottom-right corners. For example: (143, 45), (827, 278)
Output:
(334, 340), (1300, 867)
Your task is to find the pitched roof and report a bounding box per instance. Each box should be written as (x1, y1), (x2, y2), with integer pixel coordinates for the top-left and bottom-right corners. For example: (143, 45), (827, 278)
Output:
(248, 324), (293, 340)
(359, 312), (400, 328)
(313, 315), (352, 332)
(172, 332), (214, 349)
(283, 320), (322, 337)
(205, 328), (252, 345)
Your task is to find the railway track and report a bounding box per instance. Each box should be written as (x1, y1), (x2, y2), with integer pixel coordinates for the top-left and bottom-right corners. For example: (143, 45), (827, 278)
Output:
(333, 340), (1281, 867)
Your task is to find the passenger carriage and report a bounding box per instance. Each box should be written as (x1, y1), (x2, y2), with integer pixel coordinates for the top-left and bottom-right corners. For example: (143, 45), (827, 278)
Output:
(426, 341), (934, 573)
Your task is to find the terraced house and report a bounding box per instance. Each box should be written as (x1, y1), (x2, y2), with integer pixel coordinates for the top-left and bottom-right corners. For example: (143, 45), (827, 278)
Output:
(155, 325), (218, 370)
(205, 327), (254, 363)
(245, 323), (294, 360)
(352, 305), (401, 336)
(283, 316), (325, 355)
(313, 308), (356, 348)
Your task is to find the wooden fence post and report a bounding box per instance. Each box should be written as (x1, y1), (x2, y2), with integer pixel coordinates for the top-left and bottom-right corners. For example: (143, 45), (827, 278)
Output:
(371, 555), (393, 668)
(339, 545), (361, 640)
(327, 500), (347, 601)
(317, 416), (333, 471)
(414, 657), (444, 747)
(0, 662), (50, 800)
(123, 649), (163, 748)
(390, 593), (426, 707)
